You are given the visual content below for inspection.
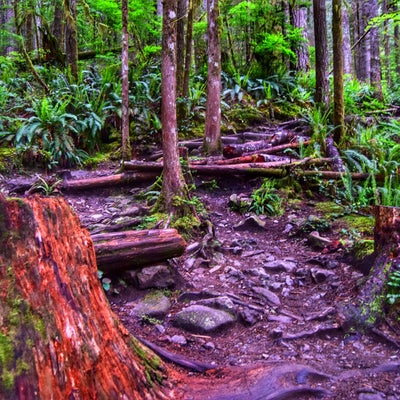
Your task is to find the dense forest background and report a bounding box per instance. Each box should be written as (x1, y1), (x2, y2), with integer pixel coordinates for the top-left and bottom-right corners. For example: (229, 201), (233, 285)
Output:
(0, 0), (399, 208)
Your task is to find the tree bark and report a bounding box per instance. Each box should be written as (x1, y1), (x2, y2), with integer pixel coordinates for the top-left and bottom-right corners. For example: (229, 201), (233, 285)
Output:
(93, 229), (186, 273)
(121, 0), (131, 161)
(204, 0), (222, 155)
(159, 0), (197, 220)
(332, 0), (344, 144)
(313, 0), (330, 108)
(368, 0), (383, 100)
(290, 2), (310, 72)
(341, 206), (400, 329)
(0, 194), (173, 399)
(64, 0), (78, 81)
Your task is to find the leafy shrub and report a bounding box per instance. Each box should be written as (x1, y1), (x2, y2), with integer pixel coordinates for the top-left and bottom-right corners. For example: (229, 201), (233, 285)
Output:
(249, 179), (283, 216)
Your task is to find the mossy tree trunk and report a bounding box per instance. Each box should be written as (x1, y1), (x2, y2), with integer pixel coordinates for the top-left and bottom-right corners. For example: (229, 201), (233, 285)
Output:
(343, 206), (400, 328)
(159, 0), (199, 223)
(0, 194), (174, 399)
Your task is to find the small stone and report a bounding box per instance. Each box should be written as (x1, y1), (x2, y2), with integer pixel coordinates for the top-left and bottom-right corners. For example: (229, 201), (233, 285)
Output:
(238, 308), (261, 326)
(263, 259), (297, 273)
(252, 286), (281, 306)
(310, 268), (337, 284)
(136, 265), (175, 289)
(169, 335), (187, 345)
(233, 215), (267, 231)
(173, 305), (236, 334)
(203, 342), (215, 350)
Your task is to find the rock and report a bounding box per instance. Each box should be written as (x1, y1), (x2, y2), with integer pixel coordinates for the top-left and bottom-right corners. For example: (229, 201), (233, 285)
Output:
(252, 286), (281, 306)
(358, 391), (386, 400)
(307, 231), (333, 250)
(310, 268), (337, 284)
(136, 264), (175, 289)
(238, 308), (261, 326)
(129, 292), (171, 319)
(268, 314), (292, 324)
(172, 305), (236, 334)
(233, 215), (267, 231)
(203, 341), (215, 351)
(169, 335), (187, 345)
(197, 296), (236, 315)
(263, 259), (297, 273)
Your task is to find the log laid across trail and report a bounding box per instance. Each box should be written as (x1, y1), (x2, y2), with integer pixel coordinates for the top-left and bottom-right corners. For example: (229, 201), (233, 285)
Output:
(92, 228), (187, 273)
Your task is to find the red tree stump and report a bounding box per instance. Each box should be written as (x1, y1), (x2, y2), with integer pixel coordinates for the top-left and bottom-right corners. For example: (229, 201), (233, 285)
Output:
(0, 194), (174, 399)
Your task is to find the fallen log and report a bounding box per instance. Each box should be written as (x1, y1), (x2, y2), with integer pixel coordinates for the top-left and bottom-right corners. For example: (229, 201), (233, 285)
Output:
(62, 171), (158, 191)
(222, 130), (294, 158)
(123, 160), (379, 180)
(8, 172), (159, 194)
(92, 229), (186, 273)
(326, 137), (346, 172)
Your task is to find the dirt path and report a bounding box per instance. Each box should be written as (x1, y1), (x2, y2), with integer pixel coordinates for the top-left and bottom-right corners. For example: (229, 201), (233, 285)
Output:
(2, 168), (400, 399)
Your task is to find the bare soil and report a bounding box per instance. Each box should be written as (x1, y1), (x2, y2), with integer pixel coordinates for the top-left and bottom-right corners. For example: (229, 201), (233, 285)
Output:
(2, 163), (400, 400)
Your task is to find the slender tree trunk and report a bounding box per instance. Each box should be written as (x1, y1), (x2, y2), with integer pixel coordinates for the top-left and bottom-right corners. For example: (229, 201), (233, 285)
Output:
(121, 0), (131, 161)
(1, 0), (16, 54)
(368, 0), (383, 100)
(51, 0), (64, 49)
(13, 0), (49, 92)
(183, 0), (194, 98)
(313, 0), (330, 108)
(354, 0), (370, 82)
(64, 0), (78, 81)
(204, 0), (222, 155)
(160, 0), (192, 216)
(342, 3), (352, 74)
(176, 0), (186, 97)
(0, 194), (173, 399)
(332, 0), (344, 144)
(290, 2), (310, 72)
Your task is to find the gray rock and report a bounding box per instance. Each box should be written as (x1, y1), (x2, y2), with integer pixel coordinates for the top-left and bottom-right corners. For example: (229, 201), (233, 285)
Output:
(358, 392), (386, 400)
(169, 335), (187, 345)
(129, 293), (171, 319)
(233, 215), (267, 231)
(307, 231), (333, 249)
(263, 259), (297, 273)
(197, 296), (236, 315)
(238, 308), (261, 326)
(173, 305), (236, 334)
(310, 268), (337, 284)
(268, 314), (292, 324)
(136, 264), (175, 289)
(252, 286), (281, 306)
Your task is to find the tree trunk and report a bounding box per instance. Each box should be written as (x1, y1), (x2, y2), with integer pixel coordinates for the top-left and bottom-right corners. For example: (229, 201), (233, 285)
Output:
(93, 229), (186, 273)
(159, 0), (196, 219)
(343, 206), (400, 329)
(368, 0), (383, 100)
(183, 0), (195, 99)
(342, 3), (352, 74)
(176, 0), (186, 97)
(121, 0), (131, 161)
(0, 194), (173, 399)
(332, 0), (344, 144)
(290, 2), (310, 72)
(354, 0), (370, 82)
(64, 0), (78, 81)
(313, 0), (330, 108)
(204, 0), (222, 155)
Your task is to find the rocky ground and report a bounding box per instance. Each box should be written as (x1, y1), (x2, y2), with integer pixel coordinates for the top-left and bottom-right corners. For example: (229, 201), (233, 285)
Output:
(2, 164), (400, 399)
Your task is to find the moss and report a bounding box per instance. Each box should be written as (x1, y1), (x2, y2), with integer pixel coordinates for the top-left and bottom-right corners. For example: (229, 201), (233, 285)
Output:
(0, 333), (15, 390)
(130, 337), (163, 387)
(352, 239), (375, 260)
(315, 201), (345, 218)
(342, 213), (375, 235)
(0, 147), (19, 172)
